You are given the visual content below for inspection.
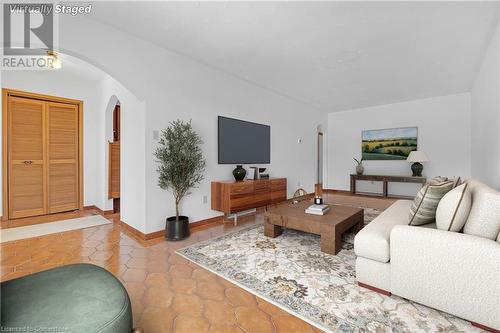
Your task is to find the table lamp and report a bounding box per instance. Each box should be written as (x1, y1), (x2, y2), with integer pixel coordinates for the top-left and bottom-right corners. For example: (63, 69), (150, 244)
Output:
(407, 151), (429, 177)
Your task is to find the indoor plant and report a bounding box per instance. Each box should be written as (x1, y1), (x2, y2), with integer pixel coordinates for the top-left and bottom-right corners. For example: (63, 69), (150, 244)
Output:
(154, 120), (206, 241)
(353, 157), (364, 175)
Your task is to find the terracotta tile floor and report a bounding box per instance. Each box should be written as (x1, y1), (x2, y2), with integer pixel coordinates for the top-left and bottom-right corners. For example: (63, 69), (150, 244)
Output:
(0, 193), (395, 333)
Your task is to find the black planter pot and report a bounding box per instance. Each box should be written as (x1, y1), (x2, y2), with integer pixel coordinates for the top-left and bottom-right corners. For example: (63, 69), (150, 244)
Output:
(165, 216), (190, 241)
(232, 165), (246, 181)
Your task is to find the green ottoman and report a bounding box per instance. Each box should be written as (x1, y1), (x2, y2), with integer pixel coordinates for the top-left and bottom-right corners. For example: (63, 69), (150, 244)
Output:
(1, 263), (133, 333)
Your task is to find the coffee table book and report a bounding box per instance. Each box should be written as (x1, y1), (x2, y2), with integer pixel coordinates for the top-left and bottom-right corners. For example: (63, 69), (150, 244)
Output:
(305, 204), (330, 215)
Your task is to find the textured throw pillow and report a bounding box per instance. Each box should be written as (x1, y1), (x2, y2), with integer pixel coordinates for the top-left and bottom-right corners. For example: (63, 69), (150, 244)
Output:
(436, 183), (471, 232)
(409, 180), (454, 226)
(463, 180), (500, 240)
(430, 176), (448, 184)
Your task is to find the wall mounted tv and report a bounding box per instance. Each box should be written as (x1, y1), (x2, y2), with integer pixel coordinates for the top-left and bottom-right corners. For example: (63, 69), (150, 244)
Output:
(218, 116), (270, 164)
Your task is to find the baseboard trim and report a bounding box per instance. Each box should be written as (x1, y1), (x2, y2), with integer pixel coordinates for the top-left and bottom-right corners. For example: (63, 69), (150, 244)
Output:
(322, 188), (351, 194)
(83, 205), (114, 216)
(471, 322), (500, 333)
(358, 282), (392, 296)
(191, 215), (224, 229)
(119, 221), (151, 241)
(120, 215), (225, 241)
(119, 221), (163, 241)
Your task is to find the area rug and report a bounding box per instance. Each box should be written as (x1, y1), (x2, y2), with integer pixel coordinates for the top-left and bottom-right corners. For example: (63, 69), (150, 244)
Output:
(0, 215), (112, 243)
(177, 206), (480, 333)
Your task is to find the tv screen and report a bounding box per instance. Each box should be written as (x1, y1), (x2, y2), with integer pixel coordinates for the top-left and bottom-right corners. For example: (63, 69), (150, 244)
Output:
(218, 116), (270, 164)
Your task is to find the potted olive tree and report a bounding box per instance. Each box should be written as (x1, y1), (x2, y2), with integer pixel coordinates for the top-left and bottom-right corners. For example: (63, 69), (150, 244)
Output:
(154, 120), (206, 241)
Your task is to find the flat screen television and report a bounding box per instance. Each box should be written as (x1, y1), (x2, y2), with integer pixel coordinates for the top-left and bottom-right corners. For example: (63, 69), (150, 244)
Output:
(218, 116), (270, 164)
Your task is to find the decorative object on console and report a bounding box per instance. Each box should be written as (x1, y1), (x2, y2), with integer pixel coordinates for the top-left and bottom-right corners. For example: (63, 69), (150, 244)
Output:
(248, 167), (268, 180)
(406, 150), (429, 177)
(292, 188), (308, 203)
(259, 167), (269, 179)
(154, 119), (206, 241)
(249, 166), (259, 179)
(232, 165), (246, 181)
(436, 183), (471, 232)
(362, 127), (418, 160)
(408, 178), (454, 226)
(314, 196), (323, 205)
(353, 157), (364, 175)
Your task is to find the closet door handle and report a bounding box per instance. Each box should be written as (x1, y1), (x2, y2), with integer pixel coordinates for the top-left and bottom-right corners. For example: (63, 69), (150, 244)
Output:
(23, 160), (33, 165)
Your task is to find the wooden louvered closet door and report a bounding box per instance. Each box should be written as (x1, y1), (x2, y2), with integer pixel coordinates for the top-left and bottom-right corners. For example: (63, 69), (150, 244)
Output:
(8, 97), (47, 219)
(5, 90), (81, 220)
(47, 102), (79, 213)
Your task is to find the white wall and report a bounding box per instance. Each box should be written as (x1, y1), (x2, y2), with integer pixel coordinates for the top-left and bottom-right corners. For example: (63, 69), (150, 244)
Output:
(96, 76), (147, 232)
(0, 60), (147, 233)
(1, 70), (100, 207)
(53, 16), (326, 234)
(144, 69), (326, 233)
(471, 23), (500, 190)
(327, 93), (472, 196)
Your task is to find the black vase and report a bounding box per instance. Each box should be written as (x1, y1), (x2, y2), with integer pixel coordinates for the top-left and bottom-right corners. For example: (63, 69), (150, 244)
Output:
(232, 165), (246, 181)
(165, 216), (190, 241)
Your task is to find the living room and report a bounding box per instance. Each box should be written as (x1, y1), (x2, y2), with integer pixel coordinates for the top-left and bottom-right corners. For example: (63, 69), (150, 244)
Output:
(1, 2), (499, 333)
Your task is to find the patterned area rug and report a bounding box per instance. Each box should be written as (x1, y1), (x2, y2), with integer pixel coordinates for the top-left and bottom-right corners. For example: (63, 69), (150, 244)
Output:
(177, 205), (480, 333)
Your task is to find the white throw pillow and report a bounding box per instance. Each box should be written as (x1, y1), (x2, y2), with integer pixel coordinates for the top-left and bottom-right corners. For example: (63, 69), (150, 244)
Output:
(436, 183), (471, 232)
(463, 180), (500, 240)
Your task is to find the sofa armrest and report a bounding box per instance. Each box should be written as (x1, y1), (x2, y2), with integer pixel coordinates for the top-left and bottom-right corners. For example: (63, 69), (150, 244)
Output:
(390, 226), (500, 330)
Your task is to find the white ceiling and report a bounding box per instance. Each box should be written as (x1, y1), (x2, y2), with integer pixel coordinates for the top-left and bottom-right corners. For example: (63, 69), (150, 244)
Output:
(88, 1), (499, 111)
(59, 53), (107, 83)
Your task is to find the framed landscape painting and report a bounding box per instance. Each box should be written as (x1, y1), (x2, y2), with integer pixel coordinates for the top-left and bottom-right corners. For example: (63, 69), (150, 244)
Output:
(362, 127), (418, 160)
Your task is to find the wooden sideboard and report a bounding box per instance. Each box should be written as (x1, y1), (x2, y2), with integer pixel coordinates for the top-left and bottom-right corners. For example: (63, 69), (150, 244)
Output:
(350, 174), (426, 199)
(211, 178), (287, 224)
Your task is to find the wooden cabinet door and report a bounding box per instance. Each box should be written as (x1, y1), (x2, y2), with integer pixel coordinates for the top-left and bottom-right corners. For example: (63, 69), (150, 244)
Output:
(108, 141), (120, 199)
(47, 102), (79, 213)
(8, 97), (47, 219)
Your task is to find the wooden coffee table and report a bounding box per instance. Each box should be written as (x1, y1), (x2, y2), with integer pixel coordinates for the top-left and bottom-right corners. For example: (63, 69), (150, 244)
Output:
(264, 200), (364, 255)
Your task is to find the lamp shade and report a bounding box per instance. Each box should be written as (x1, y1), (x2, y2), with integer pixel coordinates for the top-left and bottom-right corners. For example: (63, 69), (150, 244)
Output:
(407, 151), (429, 163)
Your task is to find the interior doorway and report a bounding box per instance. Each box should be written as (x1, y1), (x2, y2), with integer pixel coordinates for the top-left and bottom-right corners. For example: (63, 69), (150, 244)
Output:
(109, 104), (120, 213)
(2, 89), (83, 222)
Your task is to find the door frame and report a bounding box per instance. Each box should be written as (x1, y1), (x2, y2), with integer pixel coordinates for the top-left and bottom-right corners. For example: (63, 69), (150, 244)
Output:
(2, 88), (84, 221)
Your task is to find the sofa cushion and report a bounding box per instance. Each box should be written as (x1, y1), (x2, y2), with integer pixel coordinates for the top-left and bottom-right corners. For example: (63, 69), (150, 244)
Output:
(436, 183), (471, 232)
(1, 263), (133, 333)
(463, 180), (500, 240)
(409, 180), (454, 226)
(354, 200), (412, 263)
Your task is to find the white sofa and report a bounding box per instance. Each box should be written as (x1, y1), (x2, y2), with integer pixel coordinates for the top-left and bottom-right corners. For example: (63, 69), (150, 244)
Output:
(354, 180), (500, 331)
